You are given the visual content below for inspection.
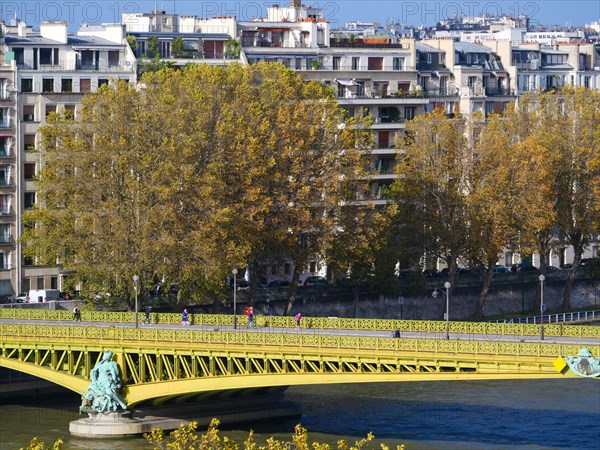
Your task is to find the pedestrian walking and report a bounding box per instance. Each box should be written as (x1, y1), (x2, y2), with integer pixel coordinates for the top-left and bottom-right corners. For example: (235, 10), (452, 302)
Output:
(181, 308), (190, 326)
(246, 309), (256, 328)
(143, 305), (151, 325)
(294, 312), (302, 329)
(73, 305), (81, 322)
(393, 328), (401, 338)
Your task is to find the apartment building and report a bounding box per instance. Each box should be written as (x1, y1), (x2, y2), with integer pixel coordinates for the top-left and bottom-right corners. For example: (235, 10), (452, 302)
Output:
(122, 10), (240, 66)
(0, 20), (136, 298)
(0, 39), (17, 300)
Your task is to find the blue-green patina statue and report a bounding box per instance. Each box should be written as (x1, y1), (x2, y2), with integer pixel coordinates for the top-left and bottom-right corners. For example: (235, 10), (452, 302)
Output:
(80, 350), (127, 413)
(566, 348), (600, 378)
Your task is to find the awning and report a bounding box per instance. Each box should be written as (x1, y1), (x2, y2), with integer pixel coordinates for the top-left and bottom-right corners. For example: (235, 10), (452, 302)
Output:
(335, 79), (358, 86)
(495, 72), (509, 78)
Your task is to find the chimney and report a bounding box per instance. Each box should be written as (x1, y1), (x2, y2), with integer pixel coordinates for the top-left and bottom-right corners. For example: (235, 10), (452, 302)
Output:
(18, 21), (27, 37)
(291, 0), (302, 8)
(40, 21), (68, 44)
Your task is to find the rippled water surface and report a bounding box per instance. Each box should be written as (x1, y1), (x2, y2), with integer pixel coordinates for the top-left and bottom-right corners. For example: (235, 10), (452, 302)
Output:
(1, 379), (598, 449)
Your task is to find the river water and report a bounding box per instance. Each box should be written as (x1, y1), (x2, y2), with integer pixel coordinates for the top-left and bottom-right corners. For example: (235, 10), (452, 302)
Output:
(1, 379), (598, 449)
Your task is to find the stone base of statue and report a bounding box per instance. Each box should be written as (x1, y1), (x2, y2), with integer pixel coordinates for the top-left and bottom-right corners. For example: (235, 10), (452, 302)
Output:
(69, 410), (190, 438)
(69, 394), (301, 438)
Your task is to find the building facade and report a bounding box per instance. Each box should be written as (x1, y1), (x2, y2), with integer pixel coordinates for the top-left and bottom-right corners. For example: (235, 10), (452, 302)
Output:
(0, 20), (136, 298)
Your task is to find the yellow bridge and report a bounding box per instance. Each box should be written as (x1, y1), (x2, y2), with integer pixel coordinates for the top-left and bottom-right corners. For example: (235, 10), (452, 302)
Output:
(1, 310), (598, 407)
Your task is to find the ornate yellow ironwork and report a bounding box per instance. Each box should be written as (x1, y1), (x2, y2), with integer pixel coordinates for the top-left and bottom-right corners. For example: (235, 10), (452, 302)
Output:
(1, 323), (598, 407)
(2, 309), (598, 339)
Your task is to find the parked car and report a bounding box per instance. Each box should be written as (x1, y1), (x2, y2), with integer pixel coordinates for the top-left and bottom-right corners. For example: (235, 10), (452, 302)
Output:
(303, 276), (329, 286)
(494, 265), (511, 273)
(14, 292), (28, 303)
(268, 280), (291, 288)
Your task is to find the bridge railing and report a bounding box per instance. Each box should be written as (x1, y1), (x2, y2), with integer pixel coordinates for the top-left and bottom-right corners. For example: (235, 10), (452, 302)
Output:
(490, 310), (600, 325)
(1, 309), (599, 338)
(2, 323), (598, 360)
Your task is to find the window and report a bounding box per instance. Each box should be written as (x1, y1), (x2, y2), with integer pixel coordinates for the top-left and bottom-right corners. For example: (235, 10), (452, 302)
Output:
(21, 79), (33, 93)
(14, 48), (25, 65)
(309, 261), (317, 273)
(42, 78), (54, 93)
(0, 224), (10, 244)
(80, 51), (94, 68)
(0, 252), (7, 270)
(24, 134), (36, 151)
(54, 48), (60, 65)
(393, 57), (405, 70)
(64, 104), (76, 119)
(61, 78), (73, 92)
(51, 276), (58, 290)
(351, 57), (359, 70)
(108, 51), (120, 67)
(98, 79), (109, 88)
(440, 53), (446, 64)
(24, 192), (36, 209)
(24, 163), (36, 180)
(333, 56), (341, 70)
(367, 57), (383, 70)
(0, 136), (11, 156)
(284, 263), (291, 275)
(37, 277), (44, 289)
(0, 107), (10, 127)
(584, 76), (591, 88)
(80, 79), (91, 93)
(404, 107), (415, 121)
(440, 77), (448, 95)
(45, 105), (57, 118)
(0, 194), (10, 214)
(23, 105), (35, 122)
(40, 48), (52, 65)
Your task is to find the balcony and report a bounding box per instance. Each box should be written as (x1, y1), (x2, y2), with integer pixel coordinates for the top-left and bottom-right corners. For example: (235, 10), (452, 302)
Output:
(485, 87), (517, 96)
(16, 60), (132, 73)
(424, 88), (460, 97)
(330, 38), (405, 49)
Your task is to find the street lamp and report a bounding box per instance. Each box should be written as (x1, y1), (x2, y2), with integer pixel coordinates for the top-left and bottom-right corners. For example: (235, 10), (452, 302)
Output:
(444, 281), (451, 340)
(539, 274), (545, 341)
(232, 269), (238, 330)
(133, 274), (139, 329)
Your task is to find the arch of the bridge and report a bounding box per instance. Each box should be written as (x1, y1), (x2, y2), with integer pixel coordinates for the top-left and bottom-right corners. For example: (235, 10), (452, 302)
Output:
(1, 341), (572, 407)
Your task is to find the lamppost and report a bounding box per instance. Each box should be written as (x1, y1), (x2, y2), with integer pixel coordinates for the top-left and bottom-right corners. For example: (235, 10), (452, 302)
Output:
(444, 282), (451, 340)
(232, 269), (238, 330)
(539, 274), (545, 340)
(133, 274), (139, 329)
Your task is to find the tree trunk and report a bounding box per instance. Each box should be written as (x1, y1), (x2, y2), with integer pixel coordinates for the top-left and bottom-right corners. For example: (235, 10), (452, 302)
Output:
(247, 258), (260, 307)
(352, 284), (359, 318)
(474, 260), (495, 320)
(284, 266), (301, 316)
(562, 233), (584, 311)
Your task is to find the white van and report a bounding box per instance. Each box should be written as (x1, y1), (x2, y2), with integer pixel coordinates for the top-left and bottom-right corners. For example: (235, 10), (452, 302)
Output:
(28, 289), (61, 303)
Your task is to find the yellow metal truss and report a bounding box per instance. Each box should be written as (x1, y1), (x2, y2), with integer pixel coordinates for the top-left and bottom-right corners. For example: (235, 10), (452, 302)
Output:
(1, 324), (597, 406)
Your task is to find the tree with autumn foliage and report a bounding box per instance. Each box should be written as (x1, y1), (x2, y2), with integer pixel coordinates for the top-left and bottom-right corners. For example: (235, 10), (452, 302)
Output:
(527, 88), (600, 311)
(24, 63), (371, 308)
(390, 108), (472, 290)
(467, 111), (554, 319)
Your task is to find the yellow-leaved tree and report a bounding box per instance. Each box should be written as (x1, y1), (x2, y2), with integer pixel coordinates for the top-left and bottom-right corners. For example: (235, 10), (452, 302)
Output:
(23, 63), (371, 308)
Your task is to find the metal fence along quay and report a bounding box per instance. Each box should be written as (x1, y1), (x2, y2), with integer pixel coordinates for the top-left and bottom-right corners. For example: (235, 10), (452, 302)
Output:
(1, 309), (599, 339)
